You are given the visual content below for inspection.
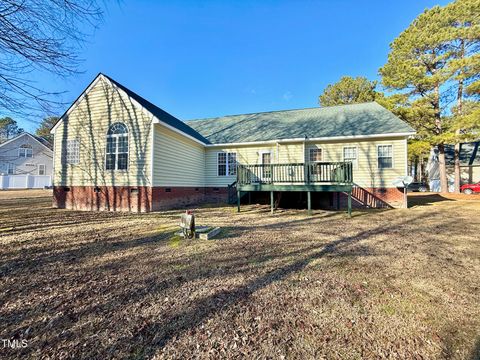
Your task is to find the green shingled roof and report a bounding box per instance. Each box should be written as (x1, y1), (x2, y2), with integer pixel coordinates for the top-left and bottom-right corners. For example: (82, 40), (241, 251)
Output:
(186, 102), (415, 144)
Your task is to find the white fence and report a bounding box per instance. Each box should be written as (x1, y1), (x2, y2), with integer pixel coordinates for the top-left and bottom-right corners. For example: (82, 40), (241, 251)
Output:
(0, 175), (52, 190)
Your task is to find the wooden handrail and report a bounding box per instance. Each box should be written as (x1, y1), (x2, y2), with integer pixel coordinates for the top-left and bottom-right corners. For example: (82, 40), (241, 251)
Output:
(237, 162), (353, 185)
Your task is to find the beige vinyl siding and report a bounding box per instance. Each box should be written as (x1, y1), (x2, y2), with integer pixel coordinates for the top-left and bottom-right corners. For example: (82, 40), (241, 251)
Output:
(205, 144), (276, 187)
(206, 137), (407, 188)
(152, 124), (205, 187)
(276, 143), (304, 163)
(53, 78), (153, 186)
(306, 137), (407, 188)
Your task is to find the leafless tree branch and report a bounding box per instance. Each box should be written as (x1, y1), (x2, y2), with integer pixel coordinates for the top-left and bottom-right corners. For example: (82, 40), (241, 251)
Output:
(0, 0), (104, 119)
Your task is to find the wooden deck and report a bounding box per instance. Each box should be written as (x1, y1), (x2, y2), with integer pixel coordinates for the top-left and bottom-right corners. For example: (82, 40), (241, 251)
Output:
(236, 162), (354, 216)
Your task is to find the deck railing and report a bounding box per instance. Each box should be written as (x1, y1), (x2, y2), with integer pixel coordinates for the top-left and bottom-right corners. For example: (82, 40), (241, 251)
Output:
(237, 162), (353, 186)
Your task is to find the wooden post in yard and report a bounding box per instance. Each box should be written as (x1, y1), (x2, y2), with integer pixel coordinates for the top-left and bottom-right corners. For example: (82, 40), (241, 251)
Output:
(348, 191), (352, 218)
(307, 191), (312, 216)
(237, 190), (241, 212)
(270, 191), (274, 214)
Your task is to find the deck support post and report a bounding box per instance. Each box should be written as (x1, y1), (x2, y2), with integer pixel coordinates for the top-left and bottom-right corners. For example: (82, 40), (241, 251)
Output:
(270, 191), (274, 214)
(347, 191), (352, 218)
(307, 191), (312, 216)
(237, 190), (241, 212)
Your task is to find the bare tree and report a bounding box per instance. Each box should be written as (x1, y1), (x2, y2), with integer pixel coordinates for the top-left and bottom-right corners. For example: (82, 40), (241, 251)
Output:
(0, 0), (103, 117)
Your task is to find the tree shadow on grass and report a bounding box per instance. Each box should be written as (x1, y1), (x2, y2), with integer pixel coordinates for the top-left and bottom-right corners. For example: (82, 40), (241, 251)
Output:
(2, 212), (408, 358)
(408, 194), (455, 207)
(117, 213), (433, 358)
(469, 336), (480, 360)
(1, 205), (461, 359)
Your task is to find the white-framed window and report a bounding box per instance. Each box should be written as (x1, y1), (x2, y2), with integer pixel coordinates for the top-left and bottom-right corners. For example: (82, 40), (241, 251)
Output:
(343, 146), (358, 169)
(19, 144), (33, 158)
(38, 164), (46, 175)
(217, 152), (237, 176)
(309, 148), (323, 175)
(7, 163), (15, 175)
(65, 139), (80, 164)
(377, 144), (393, 169)
(106, 123), (129, 171)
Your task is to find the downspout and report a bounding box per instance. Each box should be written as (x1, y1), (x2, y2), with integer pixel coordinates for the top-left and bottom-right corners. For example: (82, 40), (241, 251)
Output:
(303, 135), (307, 183)
(52, 130), (56, 188)
(303, 135), (307, 162)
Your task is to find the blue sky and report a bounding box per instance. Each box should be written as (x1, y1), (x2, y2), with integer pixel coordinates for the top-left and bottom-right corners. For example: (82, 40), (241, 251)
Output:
(21, 0), (449, 132)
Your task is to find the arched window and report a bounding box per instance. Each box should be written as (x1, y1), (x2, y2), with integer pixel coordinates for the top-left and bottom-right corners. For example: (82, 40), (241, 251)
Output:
(106, 122), (128, 170)
(19, 144), (33, 158)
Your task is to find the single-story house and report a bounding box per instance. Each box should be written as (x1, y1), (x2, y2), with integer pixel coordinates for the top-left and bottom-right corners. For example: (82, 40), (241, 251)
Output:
(50, 73), (416, 212)
(427, 142), (480, 192)
(0, 132), (53, 189)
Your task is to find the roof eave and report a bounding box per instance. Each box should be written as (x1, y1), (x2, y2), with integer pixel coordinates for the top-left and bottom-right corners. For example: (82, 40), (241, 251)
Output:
(204, 131), (416, 147)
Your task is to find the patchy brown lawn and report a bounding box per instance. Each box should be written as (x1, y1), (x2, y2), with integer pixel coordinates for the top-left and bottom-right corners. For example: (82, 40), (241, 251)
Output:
(0, 193), (479, 359)
(0, 189), (52, 200)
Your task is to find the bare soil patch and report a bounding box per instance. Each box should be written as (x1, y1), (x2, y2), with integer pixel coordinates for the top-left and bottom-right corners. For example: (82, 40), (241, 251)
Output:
(0, 193), (479, 359)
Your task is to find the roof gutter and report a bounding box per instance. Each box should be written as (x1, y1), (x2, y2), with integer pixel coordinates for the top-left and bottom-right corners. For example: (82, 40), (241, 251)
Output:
(204, 131), (416, 148)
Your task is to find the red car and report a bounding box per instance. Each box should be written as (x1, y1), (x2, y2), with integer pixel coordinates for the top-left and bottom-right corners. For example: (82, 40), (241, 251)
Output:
(461, 182), (480, 194)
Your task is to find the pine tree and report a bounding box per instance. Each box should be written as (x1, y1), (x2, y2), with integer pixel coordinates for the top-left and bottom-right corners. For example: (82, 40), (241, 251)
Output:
(442, 0), (480, 192)
(0, 117), (23, 143)
(35, 116), (59, 142)
(318, 76), (380, 107)
(380, 6), (454, 193)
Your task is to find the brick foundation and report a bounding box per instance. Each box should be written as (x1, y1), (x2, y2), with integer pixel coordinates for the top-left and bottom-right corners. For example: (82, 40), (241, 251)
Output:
(335, 186), (404, 209)
(53, 186), (152, 212)
(53, 185), (403, 212)
(53, 186), (230, 212)
(151, 187), (207, 211)
(205, 187), (229, 203)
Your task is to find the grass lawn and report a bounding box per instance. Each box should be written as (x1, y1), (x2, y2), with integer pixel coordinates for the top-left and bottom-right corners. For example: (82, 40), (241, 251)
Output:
(0, 191), (479, 359)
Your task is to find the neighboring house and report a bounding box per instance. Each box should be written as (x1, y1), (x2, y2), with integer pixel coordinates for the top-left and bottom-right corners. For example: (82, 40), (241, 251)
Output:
(0, 132), (53, 189)
(427, 142), (480, 192)
(50, 73), (415, 212)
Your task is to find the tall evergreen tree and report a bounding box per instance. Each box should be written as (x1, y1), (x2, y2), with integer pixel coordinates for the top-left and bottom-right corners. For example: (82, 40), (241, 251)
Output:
(380, 6), (453, 193)
(35, 116), (59, 142)
(443, 0), (480, 192)
(0, 117), (23, 143)
(318, 76), (380, 107)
